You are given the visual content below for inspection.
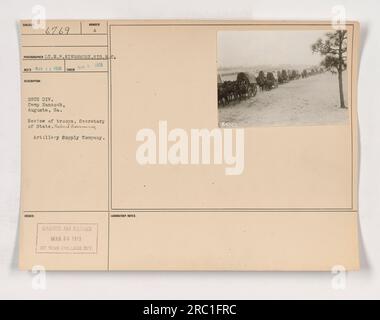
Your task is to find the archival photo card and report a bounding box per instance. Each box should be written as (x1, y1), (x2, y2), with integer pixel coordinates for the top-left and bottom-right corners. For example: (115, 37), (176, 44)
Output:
(19, 20), (359, 271)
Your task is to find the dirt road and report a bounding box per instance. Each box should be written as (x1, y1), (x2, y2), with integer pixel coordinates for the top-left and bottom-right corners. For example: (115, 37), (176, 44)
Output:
(218, 72), (348, 127)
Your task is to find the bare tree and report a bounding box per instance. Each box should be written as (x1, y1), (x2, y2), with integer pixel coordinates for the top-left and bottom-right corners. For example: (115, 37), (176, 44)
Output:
(312, 30), (347, 108)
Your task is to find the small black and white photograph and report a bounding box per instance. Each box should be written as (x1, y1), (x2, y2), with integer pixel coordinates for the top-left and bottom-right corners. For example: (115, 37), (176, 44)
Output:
(217, 29), (349, 127)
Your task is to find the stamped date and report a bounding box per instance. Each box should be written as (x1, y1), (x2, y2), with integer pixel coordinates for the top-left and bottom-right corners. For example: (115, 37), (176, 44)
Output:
(36, 223), (98, 254)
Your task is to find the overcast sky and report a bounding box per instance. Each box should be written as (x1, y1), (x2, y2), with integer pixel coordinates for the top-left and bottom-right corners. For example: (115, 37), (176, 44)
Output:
(218, 30), (328, 68)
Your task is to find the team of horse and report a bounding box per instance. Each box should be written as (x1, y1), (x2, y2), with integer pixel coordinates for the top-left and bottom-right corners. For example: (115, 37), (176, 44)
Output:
(218, 67), (325, 107)
(218, 72), (258, 106)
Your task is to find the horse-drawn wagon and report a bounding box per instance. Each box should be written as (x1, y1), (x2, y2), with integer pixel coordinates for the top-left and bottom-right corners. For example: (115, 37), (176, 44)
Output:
(257, 71), (278, 90)
(218, 72), (257, 106)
